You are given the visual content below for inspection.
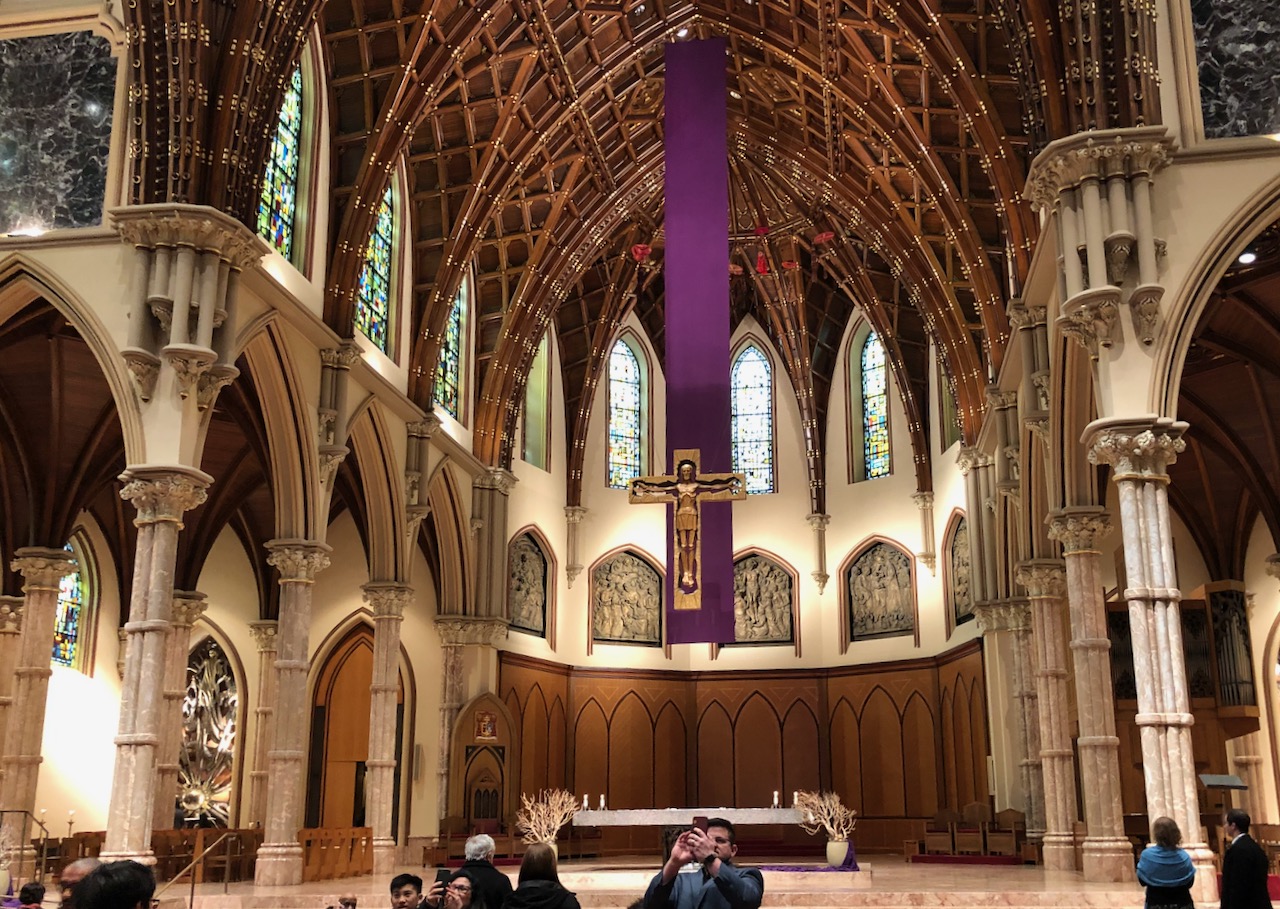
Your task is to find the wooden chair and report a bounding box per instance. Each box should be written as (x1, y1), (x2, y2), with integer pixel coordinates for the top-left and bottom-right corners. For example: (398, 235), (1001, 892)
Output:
(986, 808), (1026, 856)
(1251, 823), (1280, 874)
(955, 801), (992, 855)
(923, 809), (961, 855)
(440, 816), (469, 860)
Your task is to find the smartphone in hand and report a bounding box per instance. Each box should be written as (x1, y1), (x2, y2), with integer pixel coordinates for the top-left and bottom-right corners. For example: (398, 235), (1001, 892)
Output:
(693, 815), (708, 832)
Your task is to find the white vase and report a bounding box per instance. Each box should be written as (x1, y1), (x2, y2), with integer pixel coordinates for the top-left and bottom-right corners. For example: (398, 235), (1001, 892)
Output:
(826, 839), (849, 867)
(0, 867), (9, 899)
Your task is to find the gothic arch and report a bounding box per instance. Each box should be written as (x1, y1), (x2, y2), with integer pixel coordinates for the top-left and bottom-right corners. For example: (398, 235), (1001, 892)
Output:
(942, 510), (973, 636)
(586, 545), (665, 654)
(185, 619), (249, 825)
(724, 547), (800, 655)
(422, 461), (472, 615)
(451, 692), (519, 827)
(837, 536), (919, 650)
(508, 524), (557, 648)
(347, 402), (408, 582)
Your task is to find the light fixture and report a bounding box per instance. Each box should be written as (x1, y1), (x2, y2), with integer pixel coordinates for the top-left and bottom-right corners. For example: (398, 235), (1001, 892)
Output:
(677, 27), (689, 38)
(1238, 250), (1258, 265)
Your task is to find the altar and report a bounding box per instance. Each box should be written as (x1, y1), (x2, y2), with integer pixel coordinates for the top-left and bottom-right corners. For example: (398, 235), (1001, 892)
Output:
(574, 808), (804, 827)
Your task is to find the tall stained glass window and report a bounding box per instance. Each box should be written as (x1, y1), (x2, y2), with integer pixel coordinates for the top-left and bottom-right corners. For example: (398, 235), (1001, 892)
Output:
(607, 339), (643, 488)
(356, 188), (394, 352)
(523, 332), (550, 469)
(52, 542), (83, 667)
(862, 331), (890, 478)
(257, 67), (303, 260)
(434, 282), (466, 419)
(731, 344), (774, 493)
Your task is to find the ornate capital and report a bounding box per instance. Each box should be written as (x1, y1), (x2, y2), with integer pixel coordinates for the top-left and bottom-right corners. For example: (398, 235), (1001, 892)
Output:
(806, 512), (832, 530)
(1007, 302), (1031, 331)
(564, 505), (588, 524)
(974, 600), (1032, 634)
(1085, 417), (1187, 478)
(1024, 127), (1176, 212)
(987, 389), (1018, 410)
(321, 344), (362, 371)
(11, 547), (77, 590)
(171, 590), (209, 628)
(1047, 508), (1112, 553)
(265, 539), (332, 582)
(910, 493), (933, 511)
(1015, 560), (1068, 598)
(408, 413), (442, 440)
(1058, 286), (1122, 357)
(0, 595), (24, 632)
(956, 447), (992, 475)
(249, 620), (279, 651)
(319, 446), (349, 486)
(363, 583), (413, 619)
(111, 204), (268, 270)
(435, 616), (509, 646)
(119, 466), (211, 523)
(474, 468), (517, 495)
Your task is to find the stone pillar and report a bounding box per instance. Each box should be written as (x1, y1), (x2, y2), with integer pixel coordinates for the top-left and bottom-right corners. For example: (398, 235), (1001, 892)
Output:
(957, 448), (996, 605)
(1232, 734), (1264, 821)
(1086, 417), (1216, 900)
(564, 506), (587, 587)
(247, 620), (279, 827)
(806, 513), (831, 592)
(974, 601), (1045, 840)
(255, 541), (331, 886)
(153, 590), (208, 829)
(363, 583), (412, 874)
(0, 596), (24, 761)
(102, 467), (210, 863)
(912, 494), (936, 575)
(471, 469), (516, 616)
(1048, 508), (1134, 881)
(0, 550), (77, 861)
(434, 618), (508, 816)
(1016, 559), (1078, 871)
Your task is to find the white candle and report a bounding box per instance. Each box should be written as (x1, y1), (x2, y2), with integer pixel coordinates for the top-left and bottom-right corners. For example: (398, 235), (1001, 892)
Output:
(772, 790), (779, 807)
(599, 794), (606, 810)
(583, 794), (589, 809)
(792, 791), (798, 806)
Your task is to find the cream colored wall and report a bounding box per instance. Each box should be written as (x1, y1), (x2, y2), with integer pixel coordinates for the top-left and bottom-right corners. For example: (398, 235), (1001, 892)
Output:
(1244, 517), (1280, 823)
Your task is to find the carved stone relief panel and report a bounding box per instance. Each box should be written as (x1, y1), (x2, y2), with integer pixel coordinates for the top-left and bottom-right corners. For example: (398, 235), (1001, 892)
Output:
(949, 518), (973, 627)
(591, 551), (662, 645)
(729, 553), (793, 644)
(846, 542), (915, 641)
(178, 636), (238, 827)
(508, 533), (548, 637)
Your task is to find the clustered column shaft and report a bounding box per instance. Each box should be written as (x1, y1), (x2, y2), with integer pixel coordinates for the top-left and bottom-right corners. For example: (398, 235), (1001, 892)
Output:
(247, 620), (279, 827)
(364, 583), (412, 874)
(153, 590), (208, 829)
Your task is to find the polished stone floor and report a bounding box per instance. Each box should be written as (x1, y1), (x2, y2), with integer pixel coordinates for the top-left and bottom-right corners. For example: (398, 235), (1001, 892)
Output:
(159, 855), (1146, 909)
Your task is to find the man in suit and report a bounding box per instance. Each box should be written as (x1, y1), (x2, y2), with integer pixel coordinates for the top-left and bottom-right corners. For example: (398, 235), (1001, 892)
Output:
(1223, 808), (1274, 909)
(644, 818), (764, 909)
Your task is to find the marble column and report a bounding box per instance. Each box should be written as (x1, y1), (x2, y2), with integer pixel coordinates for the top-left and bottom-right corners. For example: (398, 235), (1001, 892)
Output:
(1016, 559), (1078, 871)
(1232, 734), (1264, 821)
(363, 583), (412, 874)
(102, 467), (210, 863)
(0, 549), (77, 861)
(1086, 417), (1216, 900)
(0, 596), (24, 762)
(1048, 508), (1134, 881)
(255, 540), (331, 887)
(247, 620), (279, 827)
(153, 590), (208, 829)
(974, 601), (1045, 841)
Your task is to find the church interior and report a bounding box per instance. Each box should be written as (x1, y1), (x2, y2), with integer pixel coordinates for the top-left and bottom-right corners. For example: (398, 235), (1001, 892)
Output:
(2, 0), (1280, 903)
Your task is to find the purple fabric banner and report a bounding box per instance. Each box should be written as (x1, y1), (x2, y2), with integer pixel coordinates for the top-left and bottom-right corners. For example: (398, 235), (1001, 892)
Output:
(663, 39), (734, 644)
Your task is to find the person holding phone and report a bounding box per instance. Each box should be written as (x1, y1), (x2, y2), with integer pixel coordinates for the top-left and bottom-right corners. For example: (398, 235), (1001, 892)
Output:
(390, 874), (423, 909)
(644, 817), (763, 909)
(423, 869), (479, 909)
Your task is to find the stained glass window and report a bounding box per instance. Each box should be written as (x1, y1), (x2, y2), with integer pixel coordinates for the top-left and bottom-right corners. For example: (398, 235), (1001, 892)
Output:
(731, 344), (774, 493)
(862, 331), (890, 478)
(356, 187), (394, 352)
(52, 542), (83, 667)
(434, 282), (465, 418)
(256, 67), (303, 260)
(522, 332), (550, 469)
(607, 339), (643, 488)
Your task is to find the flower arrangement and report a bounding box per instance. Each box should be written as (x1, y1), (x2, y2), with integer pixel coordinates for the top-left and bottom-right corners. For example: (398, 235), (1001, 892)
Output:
(515, 789), (580, 845)
(795, 790), (857, 842)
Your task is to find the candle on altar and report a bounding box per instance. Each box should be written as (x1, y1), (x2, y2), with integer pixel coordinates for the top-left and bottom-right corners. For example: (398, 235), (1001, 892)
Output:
(792, 791), (798, 806)
(599, 794), (606, 810)
(583, 794), (589, 809)
(772, 790), (779, 808)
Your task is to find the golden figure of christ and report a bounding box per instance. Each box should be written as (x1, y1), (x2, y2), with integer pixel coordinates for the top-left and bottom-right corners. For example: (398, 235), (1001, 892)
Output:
(628, 449), (746, 611)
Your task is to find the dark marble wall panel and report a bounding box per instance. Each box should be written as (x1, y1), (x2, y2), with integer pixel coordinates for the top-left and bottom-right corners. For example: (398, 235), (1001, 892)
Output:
(0, 31), (116, 234)
(1191, 0), (1280, 139)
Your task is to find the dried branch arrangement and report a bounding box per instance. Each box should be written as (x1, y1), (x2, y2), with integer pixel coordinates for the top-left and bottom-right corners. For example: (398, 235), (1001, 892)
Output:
(795, 790), (858, 841)
(516, 789), (580, 844)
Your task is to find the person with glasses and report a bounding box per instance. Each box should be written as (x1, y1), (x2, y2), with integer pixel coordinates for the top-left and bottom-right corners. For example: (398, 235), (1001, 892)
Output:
(423, 869), (479, 909)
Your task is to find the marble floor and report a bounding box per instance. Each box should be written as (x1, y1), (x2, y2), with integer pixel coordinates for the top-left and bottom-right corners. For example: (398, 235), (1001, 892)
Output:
(158, 855), (1146, 909)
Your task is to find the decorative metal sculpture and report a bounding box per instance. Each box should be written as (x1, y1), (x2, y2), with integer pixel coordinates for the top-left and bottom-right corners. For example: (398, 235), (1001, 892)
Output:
(178, 637), (238, 827)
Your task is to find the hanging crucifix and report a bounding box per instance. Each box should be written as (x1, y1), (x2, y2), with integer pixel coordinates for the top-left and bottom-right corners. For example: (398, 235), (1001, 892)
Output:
(629, 448), (746, 610)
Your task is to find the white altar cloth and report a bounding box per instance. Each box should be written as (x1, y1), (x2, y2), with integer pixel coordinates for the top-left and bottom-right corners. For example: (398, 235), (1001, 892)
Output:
(573, 808), (802, 826)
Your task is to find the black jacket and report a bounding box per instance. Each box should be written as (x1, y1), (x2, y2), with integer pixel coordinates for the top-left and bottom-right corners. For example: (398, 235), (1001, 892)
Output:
(504, 880), (581, 909)
(459, 860), (515, 909)
(1222, 834), (1273, 909)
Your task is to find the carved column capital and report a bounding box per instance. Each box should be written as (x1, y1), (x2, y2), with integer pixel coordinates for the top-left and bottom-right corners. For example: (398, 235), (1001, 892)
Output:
(987, 389), (1018, 410)
(408, 413), (442, 440)
(0, 595), (24, 632)
(1024, 127), (1176, 212)
(474, 468), (517, 495)
(1085, 417), (1188, 478)
(806, 512), (832, 529)
(435, 616), (509, 646)
(111, 204), (268, 269)
(171, 590), (209, 628)
(910, 493), (934, 511)
(956, 447), (992, 475)
(321, 344), (361, 370)
(363, 583), (413, 619)
(249, 620), (279, 651)
(11, 547), (78, 590)
(1048, 508), (1112, 553)
(564, 506), (588, 524)
(119, 466), (212, 523)
(265, 539), (332, 582)
(974, 600), (1032, 634)
(1016, 560), (1068, 598)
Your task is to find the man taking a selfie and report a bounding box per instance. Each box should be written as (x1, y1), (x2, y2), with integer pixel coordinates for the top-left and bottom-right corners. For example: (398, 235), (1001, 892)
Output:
(644, 818), (763, 909)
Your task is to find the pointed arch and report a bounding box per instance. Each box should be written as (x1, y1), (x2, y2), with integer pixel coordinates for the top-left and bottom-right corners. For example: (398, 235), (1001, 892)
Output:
(837, 536), (919, 650)
(606, 332), (650, 489)
(347, 402), (409, 581)
(942, 510), (974, 636)
(507, 524), (557, 648)
(421, 461), (472, 615)
(844, 320), (894, 483)
(730, 336), (776, 494)
(654, 702), (688, 809)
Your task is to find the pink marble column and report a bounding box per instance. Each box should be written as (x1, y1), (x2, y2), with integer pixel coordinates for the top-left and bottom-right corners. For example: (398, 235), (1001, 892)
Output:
(1016, 559), (1079, 871)
(102, 467), (210, 863)
(0, 596), (24, 763)
(153, 590), (208, 829)
(0, 549), (77, 858)
(255, 540), (331, 887)
(1087, 417), (1216, 902)
(1048, 508), (1134, 882)
(247, 620), (279, 827)
(363, 583), (412, 874)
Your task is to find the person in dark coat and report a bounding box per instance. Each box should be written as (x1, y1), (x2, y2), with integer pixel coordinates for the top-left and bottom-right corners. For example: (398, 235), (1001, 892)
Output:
(504, 843), (580, 909)
(1136, 816), (1195, 909)
(459, 834), (514, 909)
(644, 818), (763, 909)
(1222, 809), (1274, 909)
